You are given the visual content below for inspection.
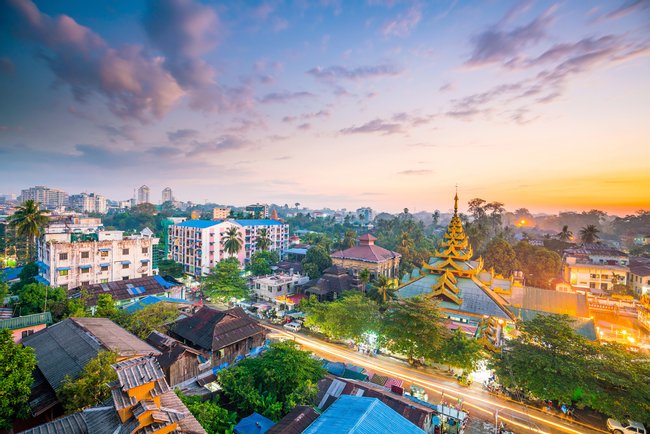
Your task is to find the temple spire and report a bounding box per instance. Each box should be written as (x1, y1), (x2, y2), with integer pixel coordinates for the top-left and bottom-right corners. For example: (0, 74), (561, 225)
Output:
(454, 186), (458, 215)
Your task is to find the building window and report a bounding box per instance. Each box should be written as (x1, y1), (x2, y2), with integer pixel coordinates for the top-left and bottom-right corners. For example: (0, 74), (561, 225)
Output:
(122, 263), (129, 269)
(100, 251), (109, 257)
(122, 248), (130, 255)
(101, 265), (109, 271)
(142, 247), (148, 254)
(22, 330), (35, 338)
(601, 283), (608, 290)
(81, 268), (90, 274)
(101, 279), (108, 283)
(122, 276), (129, 281)
(59, 269), (68, 276)
(59, 253), (68, 261)
(81, 251), (90, 259)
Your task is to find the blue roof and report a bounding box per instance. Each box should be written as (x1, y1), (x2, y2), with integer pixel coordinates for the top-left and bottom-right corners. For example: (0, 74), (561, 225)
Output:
(234, 219), (283, 226)
(234, 413), (275, 434)
(304, 396), (425, 434)
(0, 267), (22, 282)
(153, 275), (176, 288)
(176, 220), (221, 228)
(34, 275), (50, 285)
(285, 248), (308, 255)
(122, 295), (190, 313)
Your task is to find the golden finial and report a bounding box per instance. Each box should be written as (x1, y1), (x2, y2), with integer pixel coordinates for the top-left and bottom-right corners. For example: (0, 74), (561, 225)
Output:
(454, 185), (458, 215)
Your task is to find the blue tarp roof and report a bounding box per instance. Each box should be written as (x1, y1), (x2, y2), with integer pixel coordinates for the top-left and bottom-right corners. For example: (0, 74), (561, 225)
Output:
(0, 267), (22, 282)
(304, 395), (425, 434)
(34, 275), (50, 285)
(176, 220), (221, 228)
(234, 413), (275, 434)
(235, 219), (283, 226)
(153, 275), (176, 288)
(123, 295), (190, 313)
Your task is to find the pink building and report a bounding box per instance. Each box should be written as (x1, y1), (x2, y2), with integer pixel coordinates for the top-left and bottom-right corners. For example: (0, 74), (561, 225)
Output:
(0, 312), (52, 343)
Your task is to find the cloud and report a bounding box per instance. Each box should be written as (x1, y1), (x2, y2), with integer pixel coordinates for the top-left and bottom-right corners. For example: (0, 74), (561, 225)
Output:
(0, 57), (15, 74)
(297, 123), (311, 130)
(439, 82), (455, 92)
(259, 90), (314, 103)
(594, 0), (650, 22)
(307, 64), (402, 81)
(381, 3), (422, 37)
(167, 128), (199, 143)
(340, 119), (402, 135)
(391, 112), (435, 126)
(465, 6), (555, 67)
(187, 135), (249, 157)
(97, 124), (140, 143)
(397, 169), (433, 175)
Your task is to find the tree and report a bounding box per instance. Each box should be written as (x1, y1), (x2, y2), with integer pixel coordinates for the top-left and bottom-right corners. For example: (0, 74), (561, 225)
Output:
(432, 210), (440, 226)
(557, 225), (573, 241)
(218, 341), (326, 421)
(579, 225), (600, 244)
(358, 268), (371, 292)
(255, 228), (271, 251)
(303, 292), (380, 342)
(0, 281), (8, 306)
(122, 302), (183, 339)
(10, 262), (39, 294)
(222, 227), (243, 257)
(380, 297), (446, 364)
(203, 258), (248, 302)
(7, 200), (49, 261)
(247, 250), (280, 276)
(58, 351), (118, 413)
(0, 329), (37, 428)
(96, 294), (117, 318)
(514, 241), (561, 288)
(301, 246), (332, 279)
(467, 198), (487, 221)
(438, 329), (483, 372)
(15, 283), (67, 319)
(483, 238), (518, 276)
(158, 259), (184, 278)
(176, 391), (237, 434)
(367, 275), (397, 305)
(341, 230), (357, 249)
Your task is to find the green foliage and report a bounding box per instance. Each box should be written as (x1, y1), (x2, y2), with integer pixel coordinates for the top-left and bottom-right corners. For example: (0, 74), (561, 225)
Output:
(66, 289), (89, 318)
(438, 329), (483, 372)
(367, 275), (397, 305)
(9, 262), (38, 294)
(579, 224), (600, 244)
(158, 259), (184, 278)
(303, 292), (380, 342)
(96, 294), (117, 318)
(7, 200), (49, 261)
(203, 258), (248, 302)
(218, 341), (326, 421)
(255, 228), (271, 251)
(514, 241), (561, 288)
(380, 297), (446, 364)
(373, 216), (435, 275)
(0, 281), (8, 305)
(222, 227), (243, 257)
(15, 283), (67, 319)
(492, 314), (650, 423)
(301, 246), (332, 279)
(0, 329), (37, 428)
(176, 391), (237, 434)
(59, 351), (118, 413)
(247, 251), (280, 276)
(115, 302), (180, 339)
(483, 238), (518, 276)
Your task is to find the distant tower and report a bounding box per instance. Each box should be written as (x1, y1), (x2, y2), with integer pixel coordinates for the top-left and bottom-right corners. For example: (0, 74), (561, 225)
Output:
(162, 187), (173, 203)
(271, 208), (279, 220)
(137, 185), (150, 204)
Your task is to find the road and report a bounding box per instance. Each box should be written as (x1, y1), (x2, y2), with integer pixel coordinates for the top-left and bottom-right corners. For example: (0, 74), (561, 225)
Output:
(265, 324), (607, 434)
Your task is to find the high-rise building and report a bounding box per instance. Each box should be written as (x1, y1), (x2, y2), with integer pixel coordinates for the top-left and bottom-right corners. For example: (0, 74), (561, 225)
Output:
(137, 185), (150, 204)
(69, 192), (108, 214)
(212, 207), (230, 219)
(162, 187), (173, 203)
(245, 203), (269, 218)
(20, 186), (68, 210)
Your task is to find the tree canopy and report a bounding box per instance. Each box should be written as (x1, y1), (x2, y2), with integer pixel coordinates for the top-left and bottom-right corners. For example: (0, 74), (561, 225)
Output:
(58, 351), (118, 414)
(7, 200), (49, 261)
(176, 391), (237, 434)
(203, 258), (248, 302)
(514, 241), (561, 288)
(114, 302), (181, 339)
(0, 329), (37, 428)
(158, 259), (184, 278)
(483, 238), (518, 276)
(218, 341), (326, 421)
(15, 283), (67, 320)
(301, 246), (332, 279)
(247, 250), (279, 276)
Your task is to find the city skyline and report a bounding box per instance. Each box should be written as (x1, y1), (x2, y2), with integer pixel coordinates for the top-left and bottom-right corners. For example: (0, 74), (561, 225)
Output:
(1, 0), (649, 214)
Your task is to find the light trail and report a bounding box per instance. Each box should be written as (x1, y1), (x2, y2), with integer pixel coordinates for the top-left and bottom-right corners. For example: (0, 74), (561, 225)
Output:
(267, 325), (606, 434)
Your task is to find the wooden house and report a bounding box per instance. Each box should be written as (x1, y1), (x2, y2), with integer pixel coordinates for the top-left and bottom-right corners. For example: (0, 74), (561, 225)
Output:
(147, 331), (202, 386)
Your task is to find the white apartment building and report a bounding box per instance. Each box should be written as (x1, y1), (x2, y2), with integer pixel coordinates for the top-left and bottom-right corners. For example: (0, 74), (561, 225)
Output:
(69, 193), (107, 214)
(36, 229), (159, 290)
(20, 186), (68, 210)
(562, 245), (629, 292)
(137, 185), (150, 204)
(250, 272), (310, 303)
(168, 219), (289, 277)
(162, 187), (173, 203)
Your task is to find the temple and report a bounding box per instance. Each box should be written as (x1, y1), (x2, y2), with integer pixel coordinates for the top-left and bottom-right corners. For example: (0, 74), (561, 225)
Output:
(396, 193), (516, 348)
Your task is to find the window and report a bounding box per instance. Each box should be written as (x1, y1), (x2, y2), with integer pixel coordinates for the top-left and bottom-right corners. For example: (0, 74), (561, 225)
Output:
(122, 263), (129, 269)
(22, 330), (34, 338)
(101, 265), (109, 271)
(81, 268), (90, 274)
(59, 253), (68, 261)
(122, 248), (129, 255)
(122, 276), (129, 281)
(101, 279), (108, 283)
(81, 251), (90, 259)
(59, 269), (68, 276)
(142, 247), (148, 254)
(601, 283), (608, 290)
(100, 251), (109, 257)
(589, 282), (596, 289)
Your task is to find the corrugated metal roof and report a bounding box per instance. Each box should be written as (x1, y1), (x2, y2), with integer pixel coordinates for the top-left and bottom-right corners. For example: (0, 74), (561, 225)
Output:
(0, 312), (52, 330)
(0, 266), (22, 282)
(234, 412), (276, 434)
(72, 318), (161, 357)
(20, 406), (121, 434)
(112, 357), (166, 391)
(303, 395), (425, 434)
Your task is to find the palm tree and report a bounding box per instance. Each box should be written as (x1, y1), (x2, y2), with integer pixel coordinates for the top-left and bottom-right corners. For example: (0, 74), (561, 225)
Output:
(8, 200), (49, 261)
(255, 228), (271, 251)
(368, 275), (396, 304)
(557, 225), (573, 241)
(358, 268), (371, 293)
(579, 225), (600, 244)
(222, 227), (243, 257)
(342, 230), (357, 249)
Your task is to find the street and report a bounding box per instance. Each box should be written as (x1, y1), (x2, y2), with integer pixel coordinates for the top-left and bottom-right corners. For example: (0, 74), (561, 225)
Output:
(265, 324), (608, 434)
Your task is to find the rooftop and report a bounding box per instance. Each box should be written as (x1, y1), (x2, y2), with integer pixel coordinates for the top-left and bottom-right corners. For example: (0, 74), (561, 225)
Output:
(234, 219), (284, 226)
(0, 312), (52, 331)
(331, 239), (401, 263)
(71, 275), (180, 305)
(71, 317), (161, 357)
(176, 220), (222, 228)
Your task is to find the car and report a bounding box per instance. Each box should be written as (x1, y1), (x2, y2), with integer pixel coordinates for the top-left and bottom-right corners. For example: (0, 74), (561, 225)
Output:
(283, 322), (302, 332)
(607, 419), (647, 434)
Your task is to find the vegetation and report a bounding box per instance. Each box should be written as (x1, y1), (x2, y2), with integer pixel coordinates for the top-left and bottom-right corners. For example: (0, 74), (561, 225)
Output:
(58, 351), (118, 413)
(176, 391), (237, 434)
(367, 275), (397, 305)
(116, 302), (181, 339)
(222, 227), (243, 257)
(218, 341), (326, 421)
(301, 245), (332, 279)
(7, 200), (49, 261)
(202, 258), (248, 302)
(255, 228), (271, 251)
(439, 329), (483, 372)
(96, 294), (118, 318)
(513, 241), (562, 288)
(492, 314), (650, 423)
(373, 215), (435, 275)
(579, 225), (600, 244)
(0, 329), (37, 428)
(14, 283), (68, 320)
(9, 262), (38, 294)
(247, 250), (279, 276)
(483, 238), (518, 276)
(557, 225), (573, 241)
(158, 259), (184, 278)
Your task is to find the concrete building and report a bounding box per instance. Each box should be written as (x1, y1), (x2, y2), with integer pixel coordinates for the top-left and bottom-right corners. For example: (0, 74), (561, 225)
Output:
(250, 272), (309, 303)
(69, 192), (107, 214)
(162, 187), (173, 203)
(356, 207), (374, 223)
(36, 228), (159, 290)
(629, 257), (650, 296)
(212, 207), (230, 219)
(137, 185), (150, 204)
(168, 219), (288, 276)
(246, 203), (269, 218)
(331, 234), (401, 279)
(562, 244), (629, 292)
(19, 186), (68, 210)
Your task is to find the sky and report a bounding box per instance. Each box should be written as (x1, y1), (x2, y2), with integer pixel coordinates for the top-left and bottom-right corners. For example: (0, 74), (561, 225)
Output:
(0, 0), (649, 215)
